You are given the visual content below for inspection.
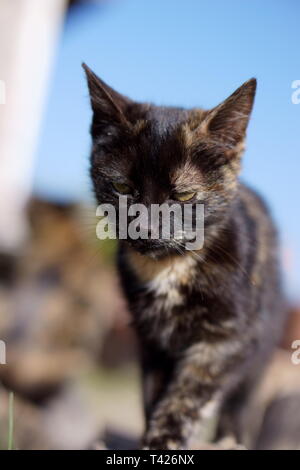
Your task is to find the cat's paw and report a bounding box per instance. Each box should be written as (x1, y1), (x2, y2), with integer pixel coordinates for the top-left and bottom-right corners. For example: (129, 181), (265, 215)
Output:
(142, 433), (185, 450)
(216, 435), (247, 450)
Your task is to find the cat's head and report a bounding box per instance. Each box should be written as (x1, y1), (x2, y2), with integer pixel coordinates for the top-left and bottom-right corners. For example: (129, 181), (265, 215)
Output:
(83, 63), (256, 257)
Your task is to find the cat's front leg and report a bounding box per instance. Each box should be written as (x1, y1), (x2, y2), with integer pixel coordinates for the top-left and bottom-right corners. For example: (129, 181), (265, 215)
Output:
(142, 361), (222, 450)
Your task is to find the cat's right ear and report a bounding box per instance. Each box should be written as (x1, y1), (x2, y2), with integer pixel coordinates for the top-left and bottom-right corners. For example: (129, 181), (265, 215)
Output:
(82, 63), (132, 132)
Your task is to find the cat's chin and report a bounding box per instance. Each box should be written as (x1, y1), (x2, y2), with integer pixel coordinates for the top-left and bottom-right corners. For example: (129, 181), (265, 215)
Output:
(126, 239), (185, 259)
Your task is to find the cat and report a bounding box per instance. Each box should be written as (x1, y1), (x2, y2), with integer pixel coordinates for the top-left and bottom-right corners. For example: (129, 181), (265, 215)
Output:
(83, 63), (286, 450)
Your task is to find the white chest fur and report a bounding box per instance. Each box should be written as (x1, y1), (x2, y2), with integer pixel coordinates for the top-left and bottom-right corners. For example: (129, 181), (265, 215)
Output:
(147, 256), (196, 309)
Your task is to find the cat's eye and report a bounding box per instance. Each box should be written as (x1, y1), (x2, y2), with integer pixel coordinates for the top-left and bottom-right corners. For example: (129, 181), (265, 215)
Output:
(112, 182), (132, 195)
(173, 191), (196, 202)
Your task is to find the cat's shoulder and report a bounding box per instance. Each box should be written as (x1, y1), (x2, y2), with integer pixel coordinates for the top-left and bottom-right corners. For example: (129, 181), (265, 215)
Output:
(236, 182), (278, 244)
(238, 182), (273, 219)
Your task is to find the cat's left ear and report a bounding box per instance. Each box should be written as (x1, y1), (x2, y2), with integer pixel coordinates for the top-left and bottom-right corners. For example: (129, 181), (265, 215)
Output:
(201, 78), (257, 147)
(82, 63), (132, 131)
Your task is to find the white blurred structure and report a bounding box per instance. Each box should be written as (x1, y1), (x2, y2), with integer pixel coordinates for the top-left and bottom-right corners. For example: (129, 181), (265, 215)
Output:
(0, 0), (67, 253)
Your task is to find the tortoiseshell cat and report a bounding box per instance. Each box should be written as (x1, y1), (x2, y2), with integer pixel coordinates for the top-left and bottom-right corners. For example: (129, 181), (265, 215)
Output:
(84, 64), (286, 449)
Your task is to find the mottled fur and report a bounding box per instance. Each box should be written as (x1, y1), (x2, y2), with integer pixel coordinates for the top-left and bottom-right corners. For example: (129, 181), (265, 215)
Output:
(84, 64), (286, 449)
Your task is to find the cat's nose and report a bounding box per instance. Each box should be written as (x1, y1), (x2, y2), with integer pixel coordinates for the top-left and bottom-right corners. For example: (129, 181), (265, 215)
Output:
(131, 209), (159, 239)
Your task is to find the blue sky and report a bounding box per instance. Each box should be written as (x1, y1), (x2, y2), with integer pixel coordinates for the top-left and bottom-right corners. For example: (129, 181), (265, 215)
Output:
(34, 0), (300, 298)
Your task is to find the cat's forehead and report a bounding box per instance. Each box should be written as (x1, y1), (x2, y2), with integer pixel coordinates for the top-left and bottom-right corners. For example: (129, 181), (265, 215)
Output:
(145, 106), (190, 137)
(128, 118), (204, 191)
